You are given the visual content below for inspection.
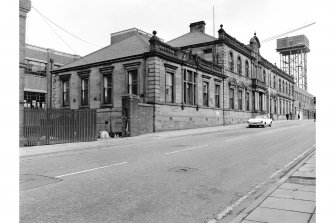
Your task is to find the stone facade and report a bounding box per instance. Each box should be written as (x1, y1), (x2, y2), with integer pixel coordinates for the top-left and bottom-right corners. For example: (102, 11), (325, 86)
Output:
(168, 23), (296, 124)
(51, 23), (315, 137)
(51, 29), (225, 136)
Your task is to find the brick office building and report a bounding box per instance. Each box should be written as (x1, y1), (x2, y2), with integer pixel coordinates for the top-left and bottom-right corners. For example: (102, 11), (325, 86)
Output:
(293, 86), (315, 120)
(51, 28), (225, 135)
(167, 21), (295, 124)
(24, 44), (80, 109)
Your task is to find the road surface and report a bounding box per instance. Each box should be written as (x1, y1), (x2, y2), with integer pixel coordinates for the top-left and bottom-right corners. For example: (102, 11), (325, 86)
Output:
(20, 120), (316, 223)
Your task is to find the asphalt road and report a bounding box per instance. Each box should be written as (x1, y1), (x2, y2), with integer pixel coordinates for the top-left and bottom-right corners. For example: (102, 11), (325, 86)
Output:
(20, 120), (316, 223)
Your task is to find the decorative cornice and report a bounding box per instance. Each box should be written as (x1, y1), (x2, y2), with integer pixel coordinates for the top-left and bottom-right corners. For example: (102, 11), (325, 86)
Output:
(164, 63), (178, 70)
(123, 61), (141, 70)
(99, 65), (114, 75)
(202, 74), (211, 80)
(59, 73), (71, 80)
(77, 69), (91, 78)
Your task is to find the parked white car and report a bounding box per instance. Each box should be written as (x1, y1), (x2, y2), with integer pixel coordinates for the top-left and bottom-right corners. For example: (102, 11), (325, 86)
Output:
(247, 115), (273, 128)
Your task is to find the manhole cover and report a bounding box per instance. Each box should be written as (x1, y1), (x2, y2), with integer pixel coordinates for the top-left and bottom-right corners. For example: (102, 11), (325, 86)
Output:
(287, 176), (316, 185)
(20, 174), (62, 190)
(169, 166), (197, 173)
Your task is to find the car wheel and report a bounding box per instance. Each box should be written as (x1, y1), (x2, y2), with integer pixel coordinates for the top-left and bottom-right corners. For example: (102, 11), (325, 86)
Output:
(269, 122), (272, 127)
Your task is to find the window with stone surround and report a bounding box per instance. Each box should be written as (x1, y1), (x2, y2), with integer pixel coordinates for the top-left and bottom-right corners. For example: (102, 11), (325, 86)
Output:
(229, 88), (234, 109)
(245, 61), (249, 77)
(103, 75), (112, 104)
(78, 70), (90, 107)
(238, 90), (243, 110)
(273, 75), (276, 89)
(128, 70), (138, 95)
(81, 78), (89, 106)
(203, 81), (209, 107)
(183, 69), (197, 105)
(245, 92), (250, 111)
(215, 84), (220, 108)
(279, 78), (281, 91)
(123, 62), (141, 96)
(229, 51), (234, 72)
(165, 72), (174, 103)
(263, 70), (266, 84)
(237, 56), (242, 74)
(99, 66), (114, 106)
(274, 99), (277, 114)
(259, 93), (263, 111)
(63, 80), (70, 107)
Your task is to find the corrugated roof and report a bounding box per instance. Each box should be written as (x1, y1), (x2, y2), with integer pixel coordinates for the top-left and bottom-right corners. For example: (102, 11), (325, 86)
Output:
(59, 32), (150, 70)
(167, 31), (217, 47)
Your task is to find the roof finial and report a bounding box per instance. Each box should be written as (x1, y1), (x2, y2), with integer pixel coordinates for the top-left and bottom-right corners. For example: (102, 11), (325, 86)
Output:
(254, 32), (256, 36)
(153, 30), (157, 36)
(220, 24), (223, 28)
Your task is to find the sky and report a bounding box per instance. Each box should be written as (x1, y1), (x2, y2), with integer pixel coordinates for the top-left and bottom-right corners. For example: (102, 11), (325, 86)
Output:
(1, 0), (335, 221)
(24, 0), (330, 96)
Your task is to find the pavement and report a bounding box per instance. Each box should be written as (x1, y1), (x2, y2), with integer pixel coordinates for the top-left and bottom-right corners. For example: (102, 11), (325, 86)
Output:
(229, 149), (316, 223)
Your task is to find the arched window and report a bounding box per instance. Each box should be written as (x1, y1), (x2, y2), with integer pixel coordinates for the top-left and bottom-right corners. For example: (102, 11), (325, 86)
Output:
(245, 61), (249, 77)
(229, 52), (234, 72)
(237, 56), (242, 74)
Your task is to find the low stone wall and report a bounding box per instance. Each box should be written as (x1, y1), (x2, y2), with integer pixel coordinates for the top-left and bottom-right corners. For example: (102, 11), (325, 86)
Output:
(223, 110), (253, 125)
(154, 104), (223, 132)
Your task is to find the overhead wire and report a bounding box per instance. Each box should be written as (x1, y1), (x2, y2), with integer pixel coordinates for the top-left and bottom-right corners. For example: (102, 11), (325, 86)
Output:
(32, 6), (102, 48)
(260, 22), (316, 44)
(32, 5), (91, 64)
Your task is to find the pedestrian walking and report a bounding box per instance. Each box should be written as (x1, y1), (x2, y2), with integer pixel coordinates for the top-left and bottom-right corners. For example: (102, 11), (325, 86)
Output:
(286, 114), (289, 120)
(298, 114), (300, 120)
(314, 112), (316, 122)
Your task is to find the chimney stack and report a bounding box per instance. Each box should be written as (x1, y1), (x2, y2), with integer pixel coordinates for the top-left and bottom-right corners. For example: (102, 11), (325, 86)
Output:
(189, 21), (206, 33)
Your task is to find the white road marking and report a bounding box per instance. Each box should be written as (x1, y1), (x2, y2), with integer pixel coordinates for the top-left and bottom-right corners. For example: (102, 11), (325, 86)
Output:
(257, 131), (273, 135)
(55, 162), (128, 178)
(225, 136), (248, 141)
(206, 144), (316, 223)
(164, 145), (208, 155)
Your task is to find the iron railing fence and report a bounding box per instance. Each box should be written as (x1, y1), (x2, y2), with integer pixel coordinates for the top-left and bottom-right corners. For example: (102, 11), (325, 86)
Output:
(23, 108), (96, 146)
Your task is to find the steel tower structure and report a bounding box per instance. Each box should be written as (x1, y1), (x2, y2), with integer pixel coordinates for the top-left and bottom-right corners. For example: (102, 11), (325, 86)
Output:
(276, 35), (310, 90)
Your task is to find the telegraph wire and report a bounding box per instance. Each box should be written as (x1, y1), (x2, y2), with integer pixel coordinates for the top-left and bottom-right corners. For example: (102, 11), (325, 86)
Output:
(32, 5), (90, 64)
(35, 8), (78, 55)
(32, 6), (102, 48)
(260, 22), (316, 44)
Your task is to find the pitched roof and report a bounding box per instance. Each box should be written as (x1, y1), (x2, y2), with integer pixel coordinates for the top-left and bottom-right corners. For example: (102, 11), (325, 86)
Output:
(59, 32), (150, 70)
(166, 31), (217, 47)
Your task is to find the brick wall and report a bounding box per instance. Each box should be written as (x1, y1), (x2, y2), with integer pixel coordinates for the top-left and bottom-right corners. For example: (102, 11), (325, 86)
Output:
(24, 75), (47, 92)
(138, 103), (154, 134)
